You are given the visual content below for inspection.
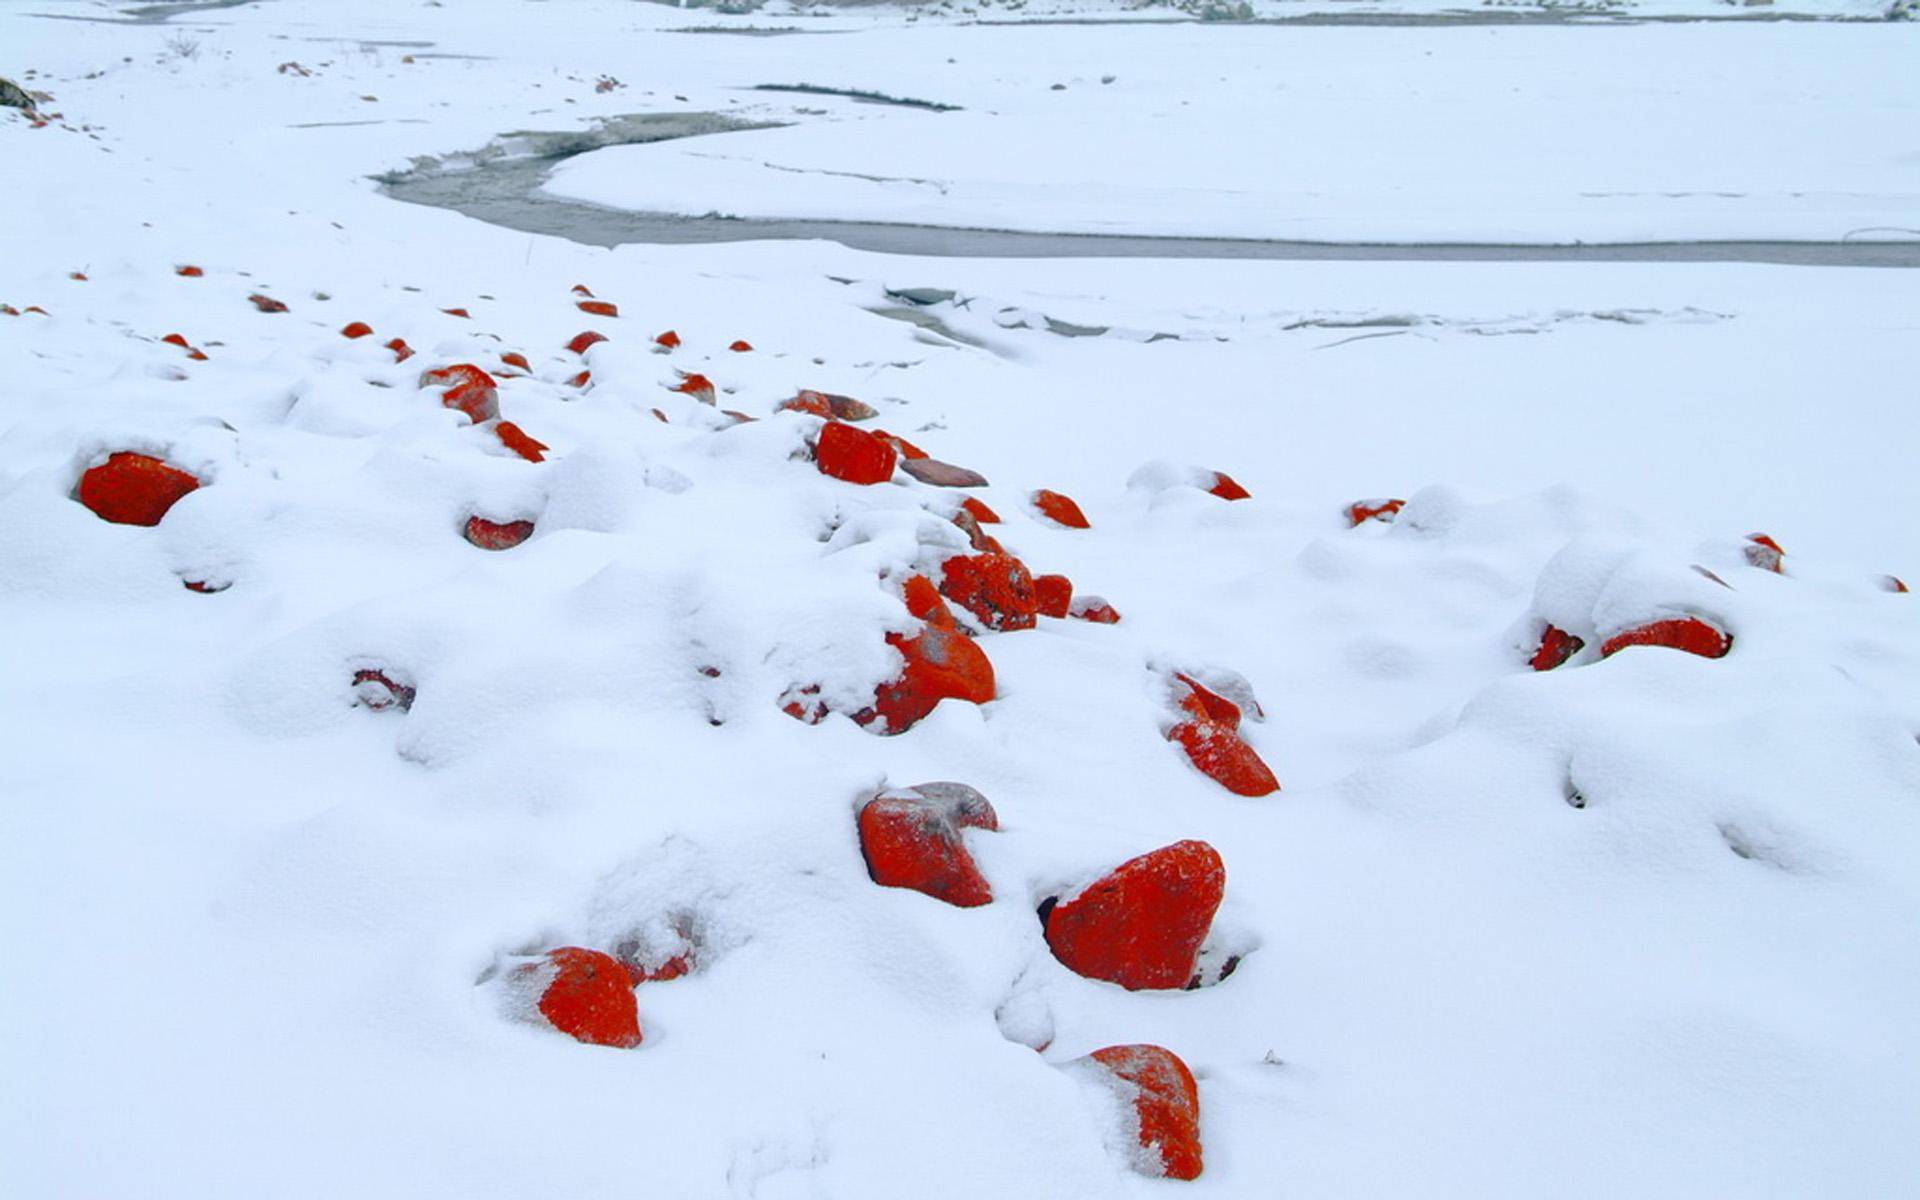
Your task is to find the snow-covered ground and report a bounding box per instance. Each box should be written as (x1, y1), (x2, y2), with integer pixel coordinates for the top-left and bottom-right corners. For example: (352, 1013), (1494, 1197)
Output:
(3, 3), (1918, 1198)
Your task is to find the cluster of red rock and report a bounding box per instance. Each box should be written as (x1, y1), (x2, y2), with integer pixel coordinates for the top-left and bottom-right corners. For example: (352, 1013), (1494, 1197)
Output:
(853, 782), (1215, 1178)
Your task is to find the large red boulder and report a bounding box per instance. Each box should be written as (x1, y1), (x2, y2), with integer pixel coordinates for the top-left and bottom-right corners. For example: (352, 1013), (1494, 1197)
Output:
(1083, 1044), (1204, 1180)
(815, 421), (898, 486)
(518, 947), (642, 1049)
(866, 625), (995, 733)
(939, 552), (1039, 632)
(857, 783), (999, 907)
(1171, 673), (1241, 731)
(1044, 840), (1224, 990)
(1034, 574), (1073, 619)
(76, 452), (201, 526)
(1599, 616), (1732, 660)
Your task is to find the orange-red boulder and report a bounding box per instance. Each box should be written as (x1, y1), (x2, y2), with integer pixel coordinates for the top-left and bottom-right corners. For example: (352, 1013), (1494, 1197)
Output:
(1032, 488), (1090, 529)
(1044, 840), (1225, 990)
(340, 321), (373, 339)
(779, 392), (833, 417)
(500, 351), (532, 373)
(1035, 574), (1073, 618)
(866, 623), (995, 733)
(464, 516), (535, 550)
(419, 363), (500, 423)
(1070, 596), (1121, 624)
(520, 947), (642, 1049)
(672, 373), (716, 404)
(939, 552), (1039, 632)
(494, 422), (548, 463)
(872, 429), (929, 461)
(653, 329), (681, 349)
(1082, 1044), (1204, 1180)
(76, 452), (201, 526)
(857, 783), (999, 907)
(1529, 624), (1584, 672)
(960, 497), (1001, 525)
(1168, 720), (1279, 796)
(175, 264), (204, 277)
(386, 337), (414, 363)
(577, 299), (618, 318)
(1171, 674), (1241, 731)
(815, 421), (897, 485)
(565, 330), (607, 356)
(1207, 472), (1250, 501)
(729, 339), (753, 352)
(1600, 617), (1732, 660)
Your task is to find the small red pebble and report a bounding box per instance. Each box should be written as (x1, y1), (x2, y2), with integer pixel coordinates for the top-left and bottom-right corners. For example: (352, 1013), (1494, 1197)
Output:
(1045, 840), (1225, 991)
(418, 363), (500, 423)
(729, 339), (753, 352)
(441, 307), (471, 318)
(1083, 1045), (1204, 1180)
(815, 421), (898, 486)
(464, 515), (535, 550)
(960, 497), (1001, 525)
(0, 305), (17, 316)
(1600, 617), (1732, 660)
(577, 299), (619, 318)
(565, 330), (606, 356)
(248, 293), (288, 314)
(183, 579), (230, 594)
(1070, 595), (1121, 624)
(672, 373), (716, 402)
(1529, 624), (1585, 672)
(1207, 472), (1250, 501)
(160, 332), (192, 349)
(522, 948), (642, 1049)
(867, 623), (997, 734)
(23, 306), (48, 315)
(340, 321), (373, 339)
(1032, 488), (1090, 529)
(653, 329), (680, 349)
(175, 265), (204, 277)
(69, 271), (88, 281)
(386, 337), (414, 363)
(1347, 497), (1405, 526)
(76, 452), (202, 526)
(1034, 574), (1073, 618)
(1884, 576), (1910, 594)
(1168, 719), (1278, 796)
(1171, 673), (1241, 731)
(568, 370), (592, 389)
(500, 351), (532, 373)
(571, 284), (595, 297)
(858, 783), (999, 907)
(779, 392), (834, 418)
(351, 668), (416, 712)
(495, 421), (549, 463)
(872, 429), (929, 460)
(1744, 533), (1785, 573)
(939, 552), (1039, 632)
(651, 408), (669, 423)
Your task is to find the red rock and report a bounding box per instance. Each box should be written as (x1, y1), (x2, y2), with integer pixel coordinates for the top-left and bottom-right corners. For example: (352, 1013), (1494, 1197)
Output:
(386, 337), (414, 363)
(939, 552), (1038, 632)
(653, 329), (681, 349)
(779, 393), (833, 418)
(160, 332), (192, 348)
(960, 497), (1001, 525)
(1169, 720), (1279, 796)
(500, 351), (532, 373)
(721, 410), (756, 425)
(1035, 574), (1073, 618)
(568, 370), (592, 389)
(577, 299), (619, 318)
(857, 784), (999, 907)
(1044, 840), (1225, 990)
(1171, 674), (1240, 731)
(340, 321), (373, 339)
(495, 422), (549, 463)
(1207, 472), (1250, 501)
(815, 421), (898, 486)
(1032, 488), (1090, 529)
(1600, 617), (1732, 660)
(352, 668), (415, 712)
(1529, 624), (1585, 672)
(672, 373), (716, 403)
(69, 271), (88, 281)
(248, 293), (288, 314)
(571, 284), (595, 297)
(950, 508), (1001, 553)
(867, 624), (996, 734)
(441, 307), (471, 318)
(522, 947), (642, 1049)
(183, 579), (230, 594)
(902, 458), (990, 488)
(872, 429), (929, 460)
(1084, 1045), (1204, 1180)
(419, 363), (500, 423)
(76, 452), (202, 526)
(175, 265), (204, 277)
(729, 339), (753, 352)
(1744, 533), (1785, 573)
(566, 330), (607, 355)
(651, 408), (669, 423)
(0, 305), (17, 316)
(779, 683), (829, 724)
(1070, 596), (1121, 624)
(1885, 576), (1910, 594)
(464, 516), (535, 550)
(1346, 497), (1405, 526)
(23, 306), (48, 315)
(901, 574), (958, 628)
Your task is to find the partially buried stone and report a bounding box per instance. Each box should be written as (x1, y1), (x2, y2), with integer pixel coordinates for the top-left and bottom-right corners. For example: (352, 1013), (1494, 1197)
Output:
(76, 452), (201, 526)
(464, 516), (535, 550)
(1044, 840), (1224, 990)
(518, 947), (642, 1049)
(857, 783), (999, 907)
(1079, 1044), (1203, 1180)
(901, 458), (989, 488)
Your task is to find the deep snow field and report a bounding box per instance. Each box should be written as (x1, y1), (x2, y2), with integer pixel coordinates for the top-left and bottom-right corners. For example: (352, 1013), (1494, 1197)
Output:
(3, 2), (1919, 1197)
